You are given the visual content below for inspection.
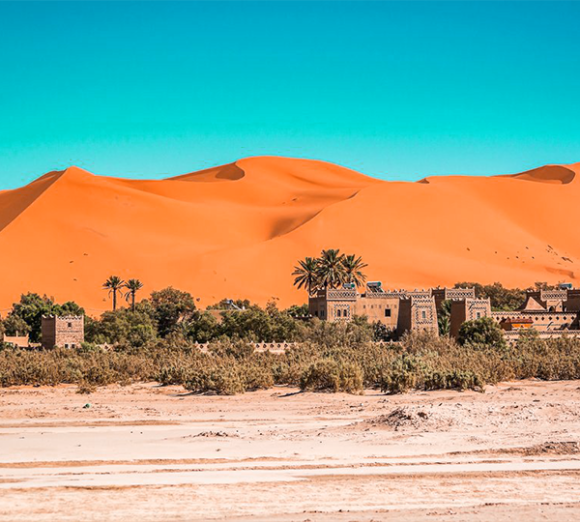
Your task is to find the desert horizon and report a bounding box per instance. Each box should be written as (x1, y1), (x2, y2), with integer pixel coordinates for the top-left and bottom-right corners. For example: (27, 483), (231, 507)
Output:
(1, 156), (579, 315)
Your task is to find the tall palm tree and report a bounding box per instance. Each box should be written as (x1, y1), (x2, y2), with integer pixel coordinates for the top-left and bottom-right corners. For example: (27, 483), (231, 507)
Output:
(103, 275), (125, 311)
(292, 257), (319, 295)
(124, 279), (144, 311)
(342, 254), (368, 288)
(316, 249), (347, 289)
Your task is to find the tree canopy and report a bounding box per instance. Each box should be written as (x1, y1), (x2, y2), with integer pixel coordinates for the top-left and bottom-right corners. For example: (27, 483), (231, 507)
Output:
(458, 317), (507, 351)
(292, 249), (368, 293)
(5, 293), (84, 342)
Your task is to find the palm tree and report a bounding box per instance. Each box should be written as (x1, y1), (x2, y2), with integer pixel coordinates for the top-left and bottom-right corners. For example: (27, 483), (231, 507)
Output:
(316, 249), (347, 289)
(124, 279), (144, 311)
(342, 254), (368, 288)
(292, 257), (319, 295)
(103, 275), (125, 311)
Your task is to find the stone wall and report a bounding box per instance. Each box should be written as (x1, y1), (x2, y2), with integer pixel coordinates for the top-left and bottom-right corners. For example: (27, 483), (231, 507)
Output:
(41, 316), (84, 349)
(449, 298), (491, 338)
(308, 285), (580, 342)
(491, 310), (579, 332)
(432, 287), (476, 311)
(398, 297), (438, 337)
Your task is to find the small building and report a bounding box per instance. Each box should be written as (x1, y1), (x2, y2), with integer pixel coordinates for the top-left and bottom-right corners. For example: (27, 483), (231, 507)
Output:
(449, 287), (580, 340)
(449, 298), (492, 338)
(432, 287), (476, 311)
(310, 283), (580, 343)
(308, 283), (439, 339)
(3, 334), (30, 348)
(500, 317), (534, 331)
(41, 315), (84, 349)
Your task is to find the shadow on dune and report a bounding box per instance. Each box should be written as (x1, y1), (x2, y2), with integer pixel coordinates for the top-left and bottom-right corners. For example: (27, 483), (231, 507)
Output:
(0, 170), (64, 233)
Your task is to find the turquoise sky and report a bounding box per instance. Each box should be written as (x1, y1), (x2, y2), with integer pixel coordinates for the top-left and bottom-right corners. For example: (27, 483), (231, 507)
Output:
(1, 1), (579, 188)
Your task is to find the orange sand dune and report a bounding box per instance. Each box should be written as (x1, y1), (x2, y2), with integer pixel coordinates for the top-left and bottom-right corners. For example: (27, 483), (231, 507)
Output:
(0, 156), (579, 314)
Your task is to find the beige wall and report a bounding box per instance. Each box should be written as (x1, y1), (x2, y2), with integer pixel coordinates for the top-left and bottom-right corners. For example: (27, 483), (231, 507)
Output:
(491, 311), (578, 332)
(41, 316), (84, 349)
(450, 298), (491, 338)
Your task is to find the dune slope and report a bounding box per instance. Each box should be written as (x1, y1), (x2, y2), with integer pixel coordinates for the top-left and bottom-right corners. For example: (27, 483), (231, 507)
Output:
(0, 157), (578, 313)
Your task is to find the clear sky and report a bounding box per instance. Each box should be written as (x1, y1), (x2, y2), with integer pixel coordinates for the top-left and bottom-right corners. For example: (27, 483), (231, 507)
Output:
(1, 1), (579, 188)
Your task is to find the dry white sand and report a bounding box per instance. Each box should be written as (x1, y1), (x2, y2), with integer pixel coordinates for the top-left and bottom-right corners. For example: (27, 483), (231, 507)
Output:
(1, 380), (580, 521)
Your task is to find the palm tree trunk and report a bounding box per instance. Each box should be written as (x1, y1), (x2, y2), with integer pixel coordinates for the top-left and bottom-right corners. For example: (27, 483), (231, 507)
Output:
(113, 291), (117, 311)
(131, 292), (135, 312)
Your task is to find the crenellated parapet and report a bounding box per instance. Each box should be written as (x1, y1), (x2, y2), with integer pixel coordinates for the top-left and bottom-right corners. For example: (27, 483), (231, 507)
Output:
(41, 315), (84, 349)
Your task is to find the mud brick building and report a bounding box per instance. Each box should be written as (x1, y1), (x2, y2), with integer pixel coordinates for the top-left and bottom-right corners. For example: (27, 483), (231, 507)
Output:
(449, 288), (580, 341)
(449, 298), (492, 337)
(310, 282), (580, 341)
(41, 315), (84, 349)
(308, 284), (439, 339)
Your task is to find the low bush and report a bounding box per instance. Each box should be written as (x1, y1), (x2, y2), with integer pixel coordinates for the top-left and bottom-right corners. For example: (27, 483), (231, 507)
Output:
(185, 365), (245, 395)
(2, 328), (580, 395)
(299, 359), (363, 393)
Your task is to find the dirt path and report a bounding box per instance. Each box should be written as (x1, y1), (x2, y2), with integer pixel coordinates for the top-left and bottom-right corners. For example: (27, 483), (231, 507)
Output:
(1, 380), (580, 521)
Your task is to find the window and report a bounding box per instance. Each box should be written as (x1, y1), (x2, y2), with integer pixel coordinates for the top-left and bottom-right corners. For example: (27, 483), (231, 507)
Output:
(67, 322), (72, 328)
(336, 309), (341, 318)
(421, 311), (426, 320)
(476, 312), (481, 319)
(385, 308), (391, 317)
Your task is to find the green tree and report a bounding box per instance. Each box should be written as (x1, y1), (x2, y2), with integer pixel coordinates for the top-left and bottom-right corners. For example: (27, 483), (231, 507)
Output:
(342, 254), (368, 288)
(455, 282), (525, 311)
(292, 257), (319, 295)
(149, 287), (197, 337)
(437, 300), (452, 336)
(8, 293), (53, 342)
(218, 304), (302, 343)
(53, 301), (85, 317)
(88, 309), (156, 347)
(2, 314), (31, 337)
(207, 298), (252, 311)
(124, 279), (144, 311)
(4, 294), (84, 343)
(458, 317), (507, 351)
(186, 310), (220, 343)
(103, 276), (125, 311)
(284, 304), (310, 317)
(316, 249), (346, 289)
(373, 321), (395, 342)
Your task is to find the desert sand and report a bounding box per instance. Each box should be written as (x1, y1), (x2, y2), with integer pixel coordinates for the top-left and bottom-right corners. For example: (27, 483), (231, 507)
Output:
(1, 380), (580, 521)
(0, 157), (579, 314)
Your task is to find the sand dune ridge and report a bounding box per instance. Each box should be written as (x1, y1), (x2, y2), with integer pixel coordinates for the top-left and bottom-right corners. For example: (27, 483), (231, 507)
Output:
(0, 156), (578, 312)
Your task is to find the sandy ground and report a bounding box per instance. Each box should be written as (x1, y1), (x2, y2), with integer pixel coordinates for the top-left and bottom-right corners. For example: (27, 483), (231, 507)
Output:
(1, 380), (580, 521)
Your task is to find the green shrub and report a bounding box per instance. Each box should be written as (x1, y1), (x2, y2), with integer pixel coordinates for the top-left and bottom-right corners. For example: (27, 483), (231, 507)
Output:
(300, 359), (341, 392)
(379, 354), (420, 394)
(458, 317), (507, 351)
(242, 362), (275, 391)
(185, 365), (245, 395)
(424, 369), (483, 391)
(2, 321), (580, 396)
(77, 380), (96, 394)
(338, 361), (364, 394)
(300, 359), (363, 393)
